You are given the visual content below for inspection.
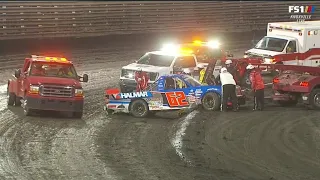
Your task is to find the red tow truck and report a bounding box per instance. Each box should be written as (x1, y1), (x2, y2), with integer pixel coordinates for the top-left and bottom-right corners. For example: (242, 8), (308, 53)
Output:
(7, 55), (88, 117)
(269, 64), (320, 109)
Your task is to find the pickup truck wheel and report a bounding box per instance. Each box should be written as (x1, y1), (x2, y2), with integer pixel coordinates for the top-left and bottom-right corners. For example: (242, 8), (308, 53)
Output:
(73, 112), (83, 118)
(14, 96), (22, 106)
(129, 99), (149, 118)
(201, 92), (220, 111)
(7, 92), (15, 106)
(309, 89), (320, 110)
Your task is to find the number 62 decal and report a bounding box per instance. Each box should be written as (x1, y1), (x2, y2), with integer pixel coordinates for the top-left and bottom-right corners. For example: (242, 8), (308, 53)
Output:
(165, 91), (189, 107)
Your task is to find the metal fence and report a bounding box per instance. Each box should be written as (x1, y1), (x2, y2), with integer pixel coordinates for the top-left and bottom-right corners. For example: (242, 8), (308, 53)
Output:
(1, 1), (320, 40)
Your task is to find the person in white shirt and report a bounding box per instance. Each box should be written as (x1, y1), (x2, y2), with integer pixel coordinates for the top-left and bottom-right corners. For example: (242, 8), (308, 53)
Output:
(219, 67), (238, 112)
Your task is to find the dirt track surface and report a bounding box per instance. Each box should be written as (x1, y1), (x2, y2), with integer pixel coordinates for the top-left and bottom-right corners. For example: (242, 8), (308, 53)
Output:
(1, 31), (320, 180)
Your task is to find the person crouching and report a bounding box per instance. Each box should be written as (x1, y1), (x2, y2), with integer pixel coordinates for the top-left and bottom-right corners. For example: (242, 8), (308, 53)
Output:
(219, 67), (238, 112)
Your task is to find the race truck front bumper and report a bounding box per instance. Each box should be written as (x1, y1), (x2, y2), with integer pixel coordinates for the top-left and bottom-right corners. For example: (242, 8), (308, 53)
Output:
(25, 96), (84, 112)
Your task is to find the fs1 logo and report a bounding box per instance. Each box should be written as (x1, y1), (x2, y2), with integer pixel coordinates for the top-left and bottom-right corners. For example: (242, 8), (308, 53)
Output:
(289, 6), (316, 13)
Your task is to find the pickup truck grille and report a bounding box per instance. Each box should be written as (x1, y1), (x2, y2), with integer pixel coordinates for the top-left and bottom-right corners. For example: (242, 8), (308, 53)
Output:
(40, 84), (73, 97)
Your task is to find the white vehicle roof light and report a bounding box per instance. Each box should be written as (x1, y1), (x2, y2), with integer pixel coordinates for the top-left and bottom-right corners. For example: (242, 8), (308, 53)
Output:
(160, 43), (180, 54)
(207, 40), (220, 49)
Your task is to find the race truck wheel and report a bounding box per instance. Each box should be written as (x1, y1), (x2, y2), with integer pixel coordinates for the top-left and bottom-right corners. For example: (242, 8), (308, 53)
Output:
(309, 88), (320, 110)
(129, 99), (149, 118)
(201, 92), (220, 111)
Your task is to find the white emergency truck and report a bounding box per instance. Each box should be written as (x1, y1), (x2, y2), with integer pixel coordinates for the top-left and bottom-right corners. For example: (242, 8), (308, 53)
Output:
(244, 21), (320, 64)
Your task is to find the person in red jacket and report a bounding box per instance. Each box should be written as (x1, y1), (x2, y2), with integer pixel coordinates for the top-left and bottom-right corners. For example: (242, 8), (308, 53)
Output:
(134, 69), (149, 92)
(246, 64), (265, 111)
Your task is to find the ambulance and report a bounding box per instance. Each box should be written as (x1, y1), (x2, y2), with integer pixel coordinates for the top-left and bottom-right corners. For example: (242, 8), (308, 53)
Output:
(244, 21), (320, 65)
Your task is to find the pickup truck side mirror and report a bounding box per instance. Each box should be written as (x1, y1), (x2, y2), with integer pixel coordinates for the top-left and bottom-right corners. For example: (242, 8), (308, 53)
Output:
(14, 69), (21, 78)
(81, 74), (89, 82)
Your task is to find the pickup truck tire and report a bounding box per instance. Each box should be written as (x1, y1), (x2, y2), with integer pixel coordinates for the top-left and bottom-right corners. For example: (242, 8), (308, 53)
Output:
(309, 88), (320, 110)
(129, 99), (149, 118)
(201, 92), (220, 111)
(73, 112), (83, 118)
(7, 92), (15, 106)
(15, 96), (22, 106)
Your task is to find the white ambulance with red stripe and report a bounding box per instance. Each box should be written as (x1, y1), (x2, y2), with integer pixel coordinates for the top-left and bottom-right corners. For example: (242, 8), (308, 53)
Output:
(244, 21), (320, 66)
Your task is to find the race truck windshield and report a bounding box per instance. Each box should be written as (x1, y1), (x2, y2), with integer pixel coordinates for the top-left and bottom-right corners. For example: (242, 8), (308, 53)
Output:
(255, 37), (288, 52)
(183, 76), (202, 87)
(137, 53), (175, 67)
(29, 61), (78, 79)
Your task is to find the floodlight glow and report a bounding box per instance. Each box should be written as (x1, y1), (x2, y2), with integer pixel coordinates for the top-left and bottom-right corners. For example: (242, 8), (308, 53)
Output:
(161, 43), (180, 54)
(207, 40), (220, 49)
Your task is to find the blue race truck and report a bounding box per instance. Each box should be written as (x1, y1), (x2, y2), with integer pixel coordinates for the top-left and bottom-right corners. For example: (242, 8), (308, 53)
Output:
(104, 74), (246, 118)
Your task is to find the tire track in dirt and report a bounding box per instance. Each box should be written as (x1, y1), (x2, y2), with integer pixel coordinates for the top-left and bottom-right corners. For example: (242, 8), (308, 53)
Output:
(180, 107), (320, 180)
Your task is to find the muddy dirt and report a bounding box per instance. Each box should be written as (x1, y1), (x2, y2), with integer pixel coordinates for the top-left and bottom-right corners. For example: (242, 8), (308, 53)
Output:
(0, 32), (320, 180)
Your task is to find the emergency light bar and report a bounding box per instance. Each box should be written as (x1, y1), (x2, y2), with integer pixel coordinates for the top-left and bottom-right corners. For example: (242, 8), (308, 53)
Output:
(31, 55), (70, 63)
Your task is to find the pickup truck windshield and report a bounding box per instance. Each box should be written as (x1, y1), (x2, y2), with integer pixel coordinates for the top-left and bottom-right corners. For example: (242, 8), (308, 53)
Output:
(183, 76), (201, 87)
(29, 62), (78, 79)
(255, 37), (288, 52)
(137, 53), (175, 67)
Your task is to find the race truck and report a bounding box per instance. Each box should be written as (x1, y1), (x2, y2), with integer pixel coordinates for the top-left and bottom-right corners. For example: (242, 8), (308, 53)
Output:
(106, 74), (246, 118)
(270, 64), (320, 109)
(245, 21), (320, 66)
(7, 55), (89, 118)
(119, 40), (226, 93)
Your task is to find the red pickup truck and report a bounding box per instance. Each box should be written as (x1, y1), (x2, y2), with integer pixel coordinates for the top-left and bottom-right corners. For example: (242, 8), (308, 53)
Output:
(7, 55), (88, 118)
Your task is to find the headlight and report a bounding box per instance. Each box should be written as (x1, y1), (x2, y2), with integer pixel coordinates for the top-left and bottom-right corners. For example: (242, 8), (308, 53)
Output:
(29, 85), (39, 94)
(207, 40), (220, 49)
(75, 88), (83, 96)
(264, 58), (275, 63)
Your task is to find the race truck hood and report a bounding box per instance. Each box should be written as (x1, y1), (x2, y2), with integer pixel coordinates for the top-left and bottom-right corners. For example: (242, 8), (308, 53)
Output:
(122, 63), (170, 73)
(246, 48), (283, 57)
(27, 76), (82, 88)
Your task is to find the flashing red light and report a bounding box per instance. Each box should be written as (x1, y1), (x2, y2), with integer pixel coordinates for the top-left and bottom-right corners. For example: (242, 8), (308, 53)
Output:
(273, 78), (279, 83)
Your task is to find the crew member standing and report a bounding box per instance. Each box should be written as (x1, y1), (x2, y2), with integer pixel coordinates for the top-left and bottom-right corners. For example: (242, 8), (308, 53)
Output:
(246, 64), (265, 110)
(219, 67), (238, 112)
(134, 69), (149, 92)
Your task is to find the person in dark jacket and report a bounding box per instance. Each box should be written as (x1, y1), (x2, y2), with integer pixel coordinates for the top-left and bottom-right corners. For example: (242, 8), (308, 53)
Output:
(246, 64), (265, 110)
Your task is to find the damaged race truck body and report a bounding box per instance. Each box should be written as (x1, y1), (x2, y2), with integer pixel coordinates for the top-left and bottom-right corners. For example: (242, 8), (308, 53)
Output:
(105, 74), (246, 118)
(7, 55), (89, 117)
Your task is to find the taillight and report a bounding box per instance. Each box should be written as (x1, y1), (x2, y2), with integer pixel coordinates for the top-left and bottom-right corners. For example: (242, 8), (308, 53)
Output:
(273, 78), (279, 83)
(300, 82), (309, 87)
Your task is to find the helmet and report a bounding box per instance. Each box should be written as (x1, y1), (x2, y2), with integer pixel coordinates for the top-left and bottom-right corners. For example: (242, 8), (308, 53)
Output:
(220, 67), (227, 73)
(246, 64), (254, 70)
(197, 64), (204, 69)
(225, 59), (232, 65)
(183, 68), (191, 74)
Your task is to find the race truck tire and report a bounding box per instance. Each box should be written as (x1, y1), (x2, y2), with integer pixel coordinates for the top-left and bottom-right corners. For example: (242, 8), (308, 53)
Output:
(309, 88), (320, 110)
(201, 92), (220, 111)
(73, 111), (83, 118)
(129, 99), (149, 118)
